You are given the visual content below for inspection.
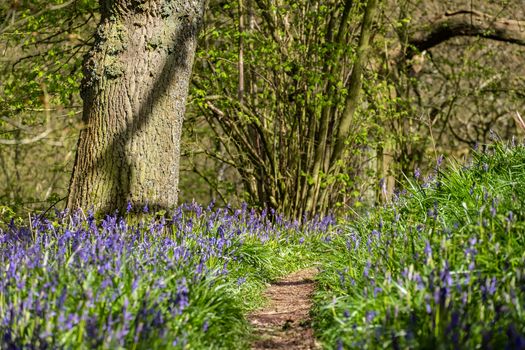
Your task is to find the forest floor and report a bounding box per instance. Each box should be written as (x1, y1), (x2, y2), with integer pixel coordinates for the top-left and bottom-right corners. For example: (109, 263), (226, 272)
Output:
(248, 267), (320, 349)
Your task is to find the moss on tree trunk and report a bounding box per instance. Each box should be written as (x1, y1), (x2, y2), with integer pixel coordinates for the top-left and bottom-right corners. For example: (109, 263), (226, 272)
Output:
(68, 0), (205, 214)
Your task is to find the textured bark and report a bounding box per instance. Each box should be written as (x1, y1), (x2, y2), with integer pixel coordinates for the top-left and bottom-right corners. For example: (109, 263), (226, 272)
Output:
(68, 0), (205, 213)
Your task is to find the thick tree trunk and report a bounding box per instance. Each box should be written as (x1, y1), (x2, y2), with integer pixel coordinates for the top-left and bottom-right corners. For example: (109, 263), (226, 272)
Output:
(68, 0), (205, 213)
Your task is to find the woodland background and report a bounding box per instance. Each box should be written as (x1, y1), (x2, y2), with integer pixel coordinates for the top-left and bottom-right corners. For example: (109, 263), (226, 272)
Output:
(1, 0), (524, 216)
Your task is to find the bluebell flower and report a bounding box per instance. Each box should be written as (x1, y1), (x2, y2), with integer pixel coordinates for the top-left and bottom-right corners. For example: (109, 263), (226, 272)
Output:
(437, 154), (444, 167)
(365, 310), (377, 323)
(414, 168), (421, 179)
(424, 240), (432, 260)
(363, 261), (370, 278)
(425, 296), (431, 314)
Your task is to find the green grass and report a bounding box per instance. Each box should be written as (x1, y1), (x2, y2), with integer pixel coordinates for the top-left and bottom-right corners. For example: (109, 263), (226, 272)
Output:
(8, 144), (525, 349)
(313, 143), (525, 349)
(0, 204), (330, 349)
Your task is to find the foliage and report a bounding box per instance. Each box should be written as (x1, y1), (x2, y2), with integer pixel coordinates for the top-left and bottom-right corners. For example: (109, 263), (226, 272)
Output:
(0, 0), (96, 116)
(376, 0), (525, 180)
(1, 0), (524, 216)
(188, 0), (379, 217)
(0, 202), (332, 349)
(313, 142), (525, 349)
(0, 1), (97, 212)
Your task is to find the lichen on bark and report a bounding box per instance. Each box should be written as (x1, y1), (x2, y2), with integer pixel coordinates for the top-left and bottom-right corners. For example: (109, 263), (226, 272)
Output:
(68, 0), (206, 214)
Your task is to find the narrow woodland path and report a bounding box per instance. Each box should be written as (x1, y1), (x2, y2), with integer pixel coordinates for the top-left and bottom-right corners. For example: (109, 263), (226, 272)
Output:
(248, 268), (320, 349)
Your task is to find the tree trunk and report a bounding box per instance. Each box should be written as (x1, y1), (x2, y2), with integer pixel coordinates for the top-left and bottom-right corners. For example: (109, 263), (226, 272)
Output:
(67, 0), (205, 214)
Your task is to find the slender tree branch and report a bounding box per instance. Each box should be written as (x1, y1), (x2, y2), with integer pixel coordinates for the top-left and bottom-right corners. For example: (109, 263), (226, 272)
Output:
(238, 0), (245, 103)
(0, 128), (53, 145)
(330, 0), (378, 167)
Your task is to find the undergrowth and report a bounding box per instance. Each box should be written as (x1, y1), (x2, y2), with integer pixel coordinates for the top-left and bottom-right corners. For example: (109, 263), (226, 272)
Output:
(0, 203), (332, 349)
(314, 143), (525, 349)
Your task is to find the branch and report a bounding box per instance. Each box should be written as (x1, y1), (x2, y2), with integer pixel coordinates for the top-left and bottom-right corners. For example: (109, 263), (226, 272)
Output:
(0, 128), (53, 145)
(408, 10), (525, 57)
(204, 101), (269, 172)
(330, 0), (378, 167)
(1, 116), (33, 131)
(252, 0), (282, 45)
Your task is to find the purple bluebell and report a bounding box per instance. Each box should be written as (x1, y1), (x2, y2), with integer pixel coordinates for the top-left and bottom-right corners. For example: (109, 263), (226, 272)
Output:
(414, 168), (421, 179)
(365, 310), (377, 323)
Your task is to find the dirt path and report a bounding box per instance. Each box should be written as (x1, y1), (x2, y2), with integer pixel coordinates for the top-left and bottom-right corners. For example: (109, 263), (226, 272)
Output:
(248, 268), (320, 349)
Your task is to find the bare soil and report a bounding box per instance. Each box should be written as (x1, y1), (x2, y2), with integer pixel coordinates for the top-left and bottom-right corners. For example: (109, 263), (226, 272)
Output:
(248, 268), (320, 349)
